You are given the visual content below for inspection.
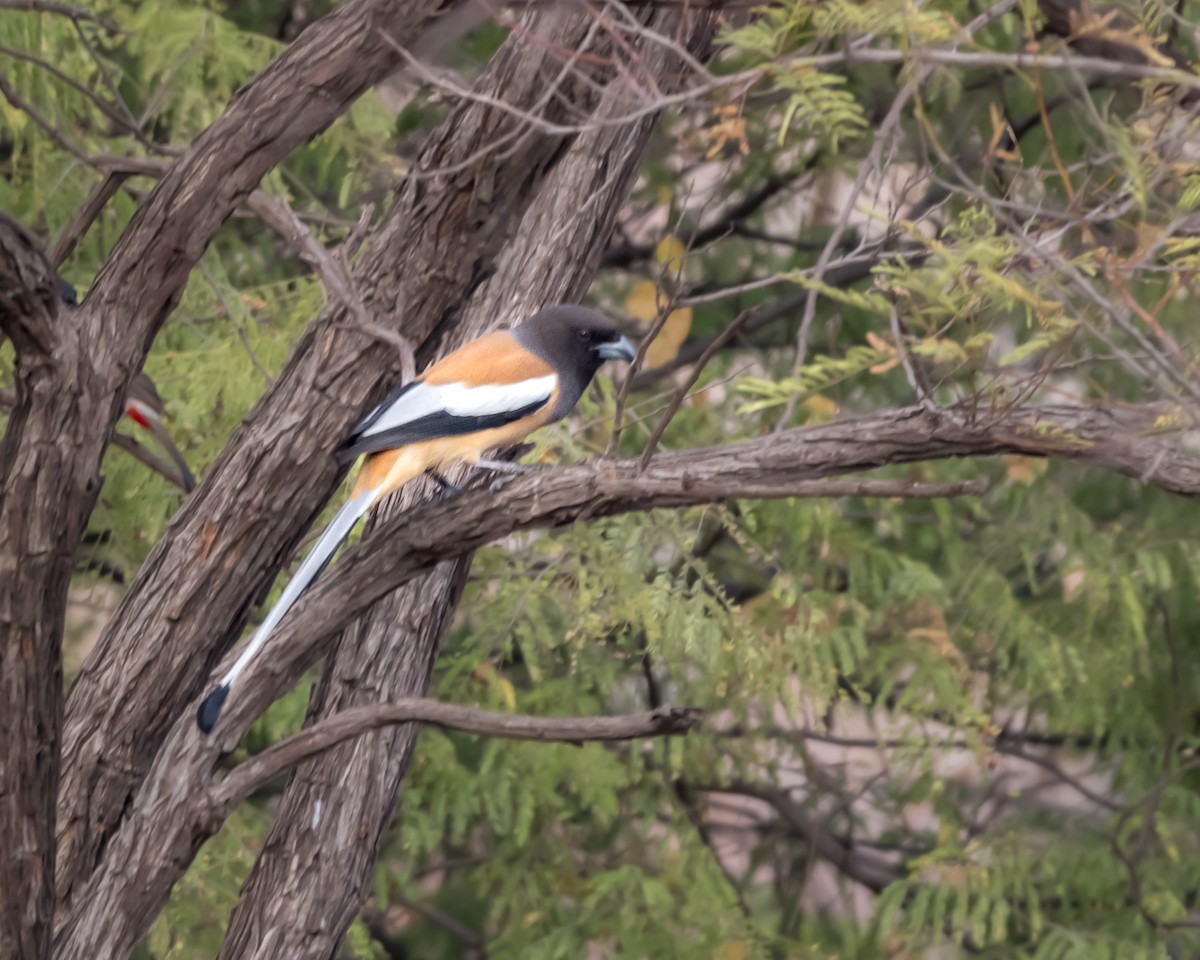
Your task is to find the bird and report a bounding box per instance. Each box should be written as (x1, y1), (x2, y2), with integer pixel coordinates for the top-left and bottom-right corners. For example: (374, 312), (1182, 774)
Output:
(196, 304), (636, 733)
(122, 373), (198, 492)
(57, 278), (197, 492)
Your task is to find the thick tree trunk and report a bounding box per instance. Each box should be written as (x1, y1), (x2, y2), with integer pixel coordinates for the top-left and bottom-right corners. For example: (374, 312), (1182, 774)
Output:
(215, 15), (715, 955)
(5, 0), (455, 941)
(0, 217), (78, 960)
(214, 557), (471, 960)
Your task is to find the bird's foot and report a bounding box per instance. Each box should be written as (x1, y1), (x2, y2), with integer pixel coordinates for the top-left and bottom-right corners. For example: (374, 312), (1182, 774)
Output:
(472, 458), (538, 493)
(425, 469), (462, 497)
(474, 458), (534, 476)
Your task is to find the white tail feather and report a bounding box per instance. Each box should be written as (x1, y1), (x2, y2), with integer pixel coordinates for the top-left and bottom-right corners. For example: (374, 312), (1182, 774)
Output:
(219, 488), (377, 690)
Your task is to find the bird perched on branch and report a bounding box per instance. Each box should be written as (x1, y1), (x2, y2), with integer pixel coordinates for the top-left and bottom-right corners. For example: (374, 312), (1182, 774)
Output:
(58, 278), (197, 492)
(197, 304), (636, 733)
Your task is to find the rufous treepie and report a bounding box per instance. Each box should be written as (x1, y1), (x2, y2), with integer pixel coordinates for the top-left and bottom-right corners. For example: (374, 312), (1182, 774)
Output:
(197, 304), (636, 732)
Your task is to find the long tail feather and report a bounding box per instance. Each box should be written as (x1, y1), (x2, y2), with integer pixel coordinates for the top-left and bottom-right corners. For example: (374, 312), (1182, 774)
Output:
(145, 416), (197, 492)
(197, 488), (377, 733)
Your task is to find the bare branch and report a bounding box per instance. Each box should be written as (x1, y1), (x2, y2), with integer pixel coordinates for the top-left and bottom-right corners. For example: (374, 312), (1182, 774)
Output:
(214, 401), (1198, 736)
(0, 69), (90, 164)
(601, 168), (807, 268)
(0, 42), (144, 139)
(638, 304), (755, 465)
(50, 173), (128, 269)
(244, 191), (416, 381)
(776, 0), (1018, 431)
(214, 701), (704, 808)
(697, 781), (897, 893)
(628, 240), (930, 391)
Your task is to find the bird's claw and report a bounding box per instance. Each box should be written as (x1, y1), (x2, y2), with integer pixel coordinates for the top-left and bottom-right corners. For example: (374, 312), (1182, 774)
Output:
(425, 469), (462, 498)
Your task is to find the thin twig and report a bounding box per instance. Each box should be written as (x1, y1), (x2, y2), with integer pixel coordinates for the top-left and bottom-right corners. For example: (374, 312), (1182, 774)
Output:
(639, 306), (756, 467)
(0, 0), (113, 26)
(889, 305), (936, 412)
(244, 190), (415, 381)
(605, 285), (684, 457)
(774, 0), (1020, 432)
(51, 172), (127, 268)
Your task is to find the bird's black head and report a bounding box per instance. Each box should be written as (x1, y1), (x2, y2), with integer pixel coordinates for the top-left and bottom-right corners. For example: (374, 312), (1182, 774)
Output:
(513, 304), (637, 424)
(516, 304), (636, 377)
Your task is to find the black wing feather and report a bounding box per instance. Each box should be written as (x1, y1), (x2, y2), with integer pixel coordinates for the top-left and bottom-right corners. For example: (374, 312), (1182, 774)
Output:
(336, 397), (548, 462)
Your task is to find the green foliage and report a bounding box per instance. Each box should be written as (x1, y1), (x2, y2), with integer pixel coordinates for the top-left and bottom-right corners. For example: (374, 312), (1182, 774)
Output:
(736, 345), (890, 413)
(774, 67), (869, 150)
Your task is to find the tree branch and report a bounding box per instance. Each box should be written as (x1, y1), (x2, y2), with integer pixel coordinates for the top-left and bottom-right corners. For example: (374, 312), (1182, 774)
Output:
(83, 0), (458, 345)
(601, 166), (808, 268)
(0, 0), (111, 24)
(244, 191), (414, 380)
(214, 701), (704, 809)
(215, 401), (1199, 741)
(0, 212), (58, 356)
(696, 780), (897, 893)
(628, 240), (930, 391)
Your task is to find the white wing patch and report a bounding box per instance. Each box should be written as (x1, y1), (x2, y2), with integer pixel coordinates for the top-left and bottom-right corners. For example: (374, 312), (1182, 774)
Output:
(358, 374), (557, 439)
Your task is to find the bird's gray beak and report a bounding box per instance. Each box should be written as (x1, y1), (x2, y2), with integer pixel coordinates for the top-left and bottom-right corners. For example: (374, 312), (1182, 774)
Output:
(596, 335), (636, 363)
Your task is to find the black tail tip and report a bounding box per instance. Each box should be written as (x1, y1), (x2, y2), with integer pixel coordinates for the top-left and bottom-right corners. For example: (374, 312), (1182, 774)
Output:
(197, 684), (230, 734)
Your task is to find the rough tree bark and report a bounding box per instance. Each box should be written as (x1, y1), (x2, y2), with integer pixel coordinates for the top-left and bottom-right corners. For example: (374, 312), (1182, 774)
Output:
(217, 10), (717, 957)
(0, 213), (73, 960)
(54, 2), (605, 914)
(6, 2), (1195, 958)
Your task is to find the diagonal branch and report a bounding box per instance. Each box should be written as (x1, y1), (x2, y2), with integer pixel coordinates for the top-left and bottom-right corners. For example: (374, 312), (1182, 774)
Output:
(696, 780), (897, 893)
(214, 400), (1200, 741)
(243, 191), (414, 378)
(82, 0), (459, 356)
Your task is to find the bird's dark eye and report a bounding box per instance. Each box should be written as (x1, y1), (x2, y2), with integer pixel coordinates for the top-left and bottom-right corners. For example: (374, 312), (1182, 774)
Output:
(576, 329), (591, 342)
